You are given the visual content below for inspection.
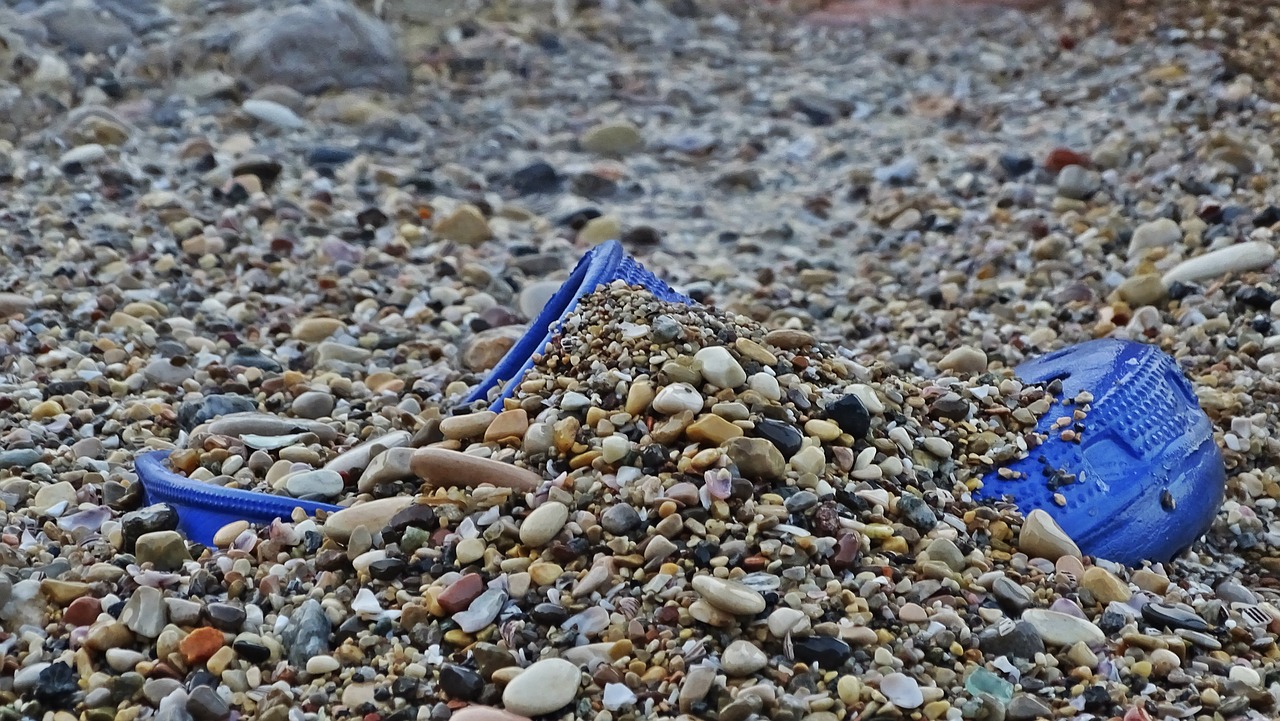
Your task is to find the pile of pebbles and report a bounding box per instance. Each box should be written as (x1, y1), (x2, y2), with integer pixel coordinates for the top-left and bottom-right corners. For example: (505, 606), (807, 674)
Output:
(2, 0), (1280, 720)
(6, 286), (1280, 721)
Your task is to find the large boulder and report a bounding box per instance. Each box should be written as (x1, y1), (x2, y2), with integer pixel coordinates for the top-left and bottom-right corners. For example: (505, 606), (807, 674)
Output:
(29, 0), (135, 54)
(228, 0), (409, 95)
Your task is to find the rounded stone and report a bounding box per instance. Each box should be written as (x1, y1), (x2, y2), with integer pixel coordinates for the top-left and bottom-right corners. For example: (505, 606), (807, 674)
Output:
(519, 502), (570, 548)
(501, 658), (580, 716)
(720, 640), (768, 676)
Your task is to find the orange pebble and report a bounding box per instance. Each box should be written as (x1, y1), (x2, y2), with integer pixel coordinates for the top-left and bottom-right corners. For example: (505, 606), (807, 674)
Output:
(1045, 147), (1090, 173)
(179, 627), (225, 665)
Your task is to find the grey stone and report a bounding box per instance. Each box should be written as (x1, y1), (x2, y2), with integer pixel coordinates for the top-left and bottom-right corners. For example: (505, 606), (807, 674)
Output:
(206, 602), (246, 632)
(0, 448), (42, 470)
(285, 599), (331, 667)
(1007, 695), (1053, 721)
(925, 538), (966, 572)
(601, 504), (641, 535)
(229, 0), (409, 95)
(978, 620), (1044, 660)
(143, 678), (183, 705)
(453, 589), (506, 633)
(784, 491), (820, 514)
(897, 494), (938, 530)
(177, 394), (258, 432)
(187, 685), (230, 721)
(31, 0), (134, 54)
(291, 391), (335, 420)
(992, 576), (1035, 613)
(120, 585), (166, 638)
(154, 686), (192, 721)
(1056, 165), (1099, 200)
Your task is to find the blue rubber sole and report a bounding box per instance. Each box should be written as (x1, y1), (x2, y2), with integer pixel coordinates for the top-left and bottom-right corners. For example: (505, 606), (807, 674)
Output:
(136, 449), (342, 546)
(976, 338), (1226, 565)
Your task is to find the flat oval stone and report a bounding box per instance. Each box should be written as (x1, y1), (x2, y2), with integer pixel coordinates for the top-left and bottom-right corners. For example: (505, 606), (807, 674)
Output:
(204, 412), (337, 444)
(322, 496), (415, 542)
(691, 575), (766, 616)
(1022, 609), (1104, 647)
(284, 469), (343, 498)
(501, 658), (580, 716)
(450, 707), (532, 721)
(519, 502), (569, 548)
(325, 430), (412, 476)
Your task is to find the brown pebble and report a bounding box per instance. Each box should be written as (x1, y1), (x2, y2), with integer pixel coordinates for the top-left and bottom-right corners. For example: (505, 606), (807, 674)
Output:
(764, 328), (816, 349)
(438, 573), (486, 614)
(484, 409), (530, 444)
(63, 596), (102, 627)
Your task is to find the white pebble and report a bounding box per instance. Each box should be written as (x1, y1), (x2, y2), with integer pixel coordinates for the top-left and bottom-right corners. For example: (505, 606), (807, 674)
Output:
(694, 346), (747, 389)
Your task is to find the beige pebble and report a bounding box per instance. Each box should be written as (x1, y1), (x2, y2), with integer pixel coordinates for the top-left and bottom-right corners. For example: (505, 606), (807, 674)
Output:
(435, 204), (493, 245)
(937, 345), (987, 374)
(323, 496), (415, 542)
(692, 575), (765, 616)
(484, 409), (529, 444)
(519, 501), (569, 548)
(441, 411), (497, 440)
(1018, 509), (1081, 561)
(412, 448), (542, 492)
(213, 521), (250, 548)
(1081, 566), (1132, 604)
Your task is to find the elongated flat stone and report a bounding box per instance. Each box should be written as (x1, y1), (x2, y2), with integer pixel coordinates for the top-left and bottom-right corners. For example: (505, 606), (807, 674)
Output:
(204, 412), (337, 444)
(322, 497), (415, 542)
(1162, 241), (1277, 284)
(411, 448), (541, 492)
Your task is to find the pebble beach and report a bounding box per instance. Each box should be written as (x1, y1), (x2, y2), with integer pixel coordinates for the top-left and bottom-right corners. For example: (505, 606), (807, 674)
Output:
(2, 1), (1280, 721)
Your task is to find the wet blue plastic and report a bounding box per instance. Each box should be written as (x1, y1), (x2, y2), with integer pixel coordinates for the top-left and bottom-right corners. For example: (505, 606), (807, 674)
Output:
(465, 239), (691, 410)
(976, 338), (1226, 565)
(135, 449), (342, 546)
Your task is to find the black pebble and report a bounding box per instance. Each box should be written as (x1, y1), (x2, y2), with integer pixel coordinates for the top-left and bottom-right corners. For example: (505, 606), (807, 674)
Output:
(439, 664), (484, 701)
(530, 603), (569, 625)
(231, 640), (271, 664)
(369, 558), (407, 581)
(791, 636), (852, 669)
(1252, 205), (1280, 228)
(511, 161), (562, 195)
(754, 419), (803, 458)
(306, 146), (355, 167)
(1236, 286), (1278, 310)
(36, 662), (78, 707)
(999, 152), (1035, 178)
(1141, 602), (1212, 633)
(825, 395), (871, 438)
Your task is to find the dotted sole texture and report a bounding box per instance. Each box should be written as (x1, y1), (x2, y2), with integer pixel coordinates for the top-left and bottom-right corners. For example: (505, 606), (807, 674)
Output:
(978, 339), (1226, 564)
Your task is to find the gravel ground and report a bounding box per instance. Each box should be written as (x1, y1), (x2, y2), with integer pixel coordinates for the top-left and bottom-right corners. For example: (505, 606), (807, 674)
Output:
(2, 1), (1280, 720)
